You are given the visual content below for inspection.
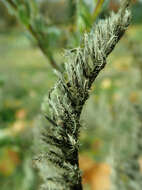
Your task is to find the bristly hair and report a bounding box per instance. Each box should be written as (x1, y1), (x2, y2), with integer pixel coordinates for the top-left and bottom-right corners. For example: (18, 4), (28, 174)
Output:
(35, 1), (131, 189)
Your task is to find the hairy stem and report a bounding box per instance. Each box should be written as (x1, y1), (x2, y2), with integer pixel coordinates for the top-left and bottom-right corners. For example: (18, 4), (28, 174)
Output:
(35, 1), (131, 189)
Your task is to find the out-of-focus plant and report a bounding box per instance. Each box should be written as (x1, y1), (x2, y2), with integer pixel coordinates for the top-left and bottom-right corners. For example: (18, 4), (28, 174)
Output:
(1, 0), (135, 189)
(2, 0), (107, 71)
(93, 0), (105, 21)
(108, 28), (142, 190)
(0, 76), (38, 190)
(0, 1), (17, 30)
(2, 0), (61, 70)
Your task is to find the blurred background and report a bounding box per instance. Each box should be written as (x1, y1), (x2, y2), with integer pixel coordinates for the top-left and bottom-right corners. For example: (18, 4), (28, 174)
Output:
(0, 0), (142, 190)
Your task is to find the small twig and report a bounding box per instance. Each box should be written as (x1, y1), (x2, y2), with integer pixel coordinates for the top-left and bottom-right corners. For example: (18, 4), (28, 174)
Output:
(3, 0), (61, 71)
(92, 0), (105, 22)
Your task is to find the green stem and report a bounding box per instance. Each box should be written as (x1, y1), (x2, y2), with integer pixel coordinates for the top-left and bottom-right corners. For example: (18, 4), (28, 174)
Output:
(92, 0), (105, 22)
(3, 0), (60, 71)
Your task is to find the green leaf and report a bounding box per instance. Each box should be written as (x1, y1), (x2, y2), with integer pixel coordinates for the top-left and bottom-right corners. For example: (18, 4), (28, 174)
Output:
(18, 4), (30, 26)
(77, 0), (93, 32)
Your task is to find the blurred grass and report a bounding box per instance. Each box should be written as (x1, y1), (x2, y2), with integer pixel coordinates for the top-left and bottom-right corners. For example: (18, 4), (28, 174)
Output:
(0, 29), (58, 190)
(0, 29), (57, 126)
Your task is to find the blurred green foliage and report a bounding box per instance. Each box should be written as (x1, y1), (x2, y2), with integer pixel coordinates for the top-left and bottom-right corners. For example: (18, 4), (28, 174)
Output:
(0, 0), (142, 190)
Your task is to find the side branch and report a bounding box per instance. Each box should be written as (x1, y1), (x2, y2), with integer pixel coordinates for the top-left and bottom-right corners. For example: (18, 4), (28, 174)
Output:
(3, 0), (60, 71)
